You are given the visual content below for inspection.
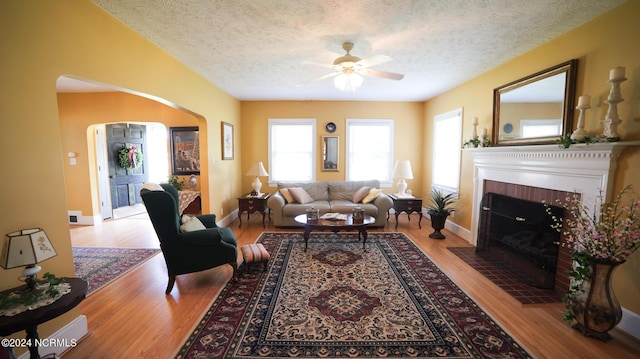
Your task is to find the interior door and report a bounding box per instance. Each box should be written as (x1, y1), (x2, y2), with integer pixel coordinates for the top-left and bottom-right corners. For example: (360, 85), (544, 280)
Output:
(107, 123), (148, 209)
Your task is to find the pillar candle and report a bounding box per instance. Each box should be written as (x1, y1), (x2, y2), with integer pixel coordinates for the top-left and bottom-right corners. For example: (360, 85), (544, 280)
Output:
(609, 66), (625, 80)
(481, 128), (488, 137)
(578, 95), (591, 107)
(472, 117), (479, 126)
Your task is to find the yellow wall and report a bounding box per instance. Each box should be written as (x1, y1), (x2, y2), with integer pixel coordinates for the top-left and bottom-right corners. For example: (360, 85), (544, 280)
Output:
(1, 0), (639, 346)
(423, 1), (640, 313)
(240, 101), (424, 195)
(0, 0), (241, 343)
(58, 92), (201, 217)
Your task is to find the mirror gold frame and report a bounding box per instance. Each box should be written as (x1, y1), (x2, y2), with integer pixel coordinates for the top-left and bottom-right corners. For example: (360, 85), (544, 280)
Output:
(493, 59), (578, 146)
(322, 135), (339, 171)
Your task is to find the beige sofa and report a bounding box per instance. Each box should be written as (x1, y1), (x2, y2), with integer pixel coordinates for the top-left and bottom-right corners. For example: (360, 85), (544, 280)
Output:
(267, 180), (393, 227)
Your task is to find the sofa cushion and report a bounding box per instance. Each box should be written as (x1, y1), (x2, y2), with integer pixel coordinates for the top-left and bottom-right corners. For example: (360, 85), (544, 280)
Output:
(288, 187), (315, 204)
(329, 200), (378, 216)
(352, 186), (371, 203)
(278, 182), (329, 201)
(282, 201), (331, 217)
(279, 188), (294, 203)
(362, 188), (383, 203)
(328, 180), (380, 201)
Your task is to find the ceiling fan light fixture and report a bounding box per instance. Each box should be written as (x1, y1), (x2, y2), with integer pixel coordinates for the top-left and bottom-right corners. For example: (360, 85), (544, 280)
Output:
(334, 72), (363, 92)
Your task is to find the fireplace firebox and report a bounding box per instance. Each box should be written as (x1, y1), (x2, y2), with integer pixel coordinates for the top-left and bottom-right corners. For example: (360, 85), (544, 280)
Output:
(476, 192), (563, 289)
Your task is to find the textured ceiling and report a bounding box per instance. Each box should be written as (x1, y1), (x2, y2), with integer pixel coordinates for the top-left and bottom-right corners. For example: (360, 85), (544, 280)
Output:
(79, 0), (625, 101)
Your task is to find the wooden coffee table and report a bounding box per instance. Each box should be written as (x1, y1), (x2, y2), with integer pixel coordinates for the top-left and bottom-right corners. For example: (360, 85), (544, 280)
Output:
(294, 213), (375, 251)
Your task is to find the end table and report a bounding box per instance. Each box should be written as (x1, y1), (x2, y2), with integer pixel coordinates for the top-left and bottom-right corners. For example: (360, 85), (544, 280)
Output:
(0, 277), (88, 359)
(237, 193), (271, 227)
(387, 194), (423, 229)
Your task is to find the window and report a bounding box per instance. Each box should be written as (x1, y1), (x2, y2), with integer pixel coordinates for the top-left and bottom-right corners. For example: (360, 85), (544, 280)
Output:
(520, 119), (562, 137)
(268, 119), (316, 184)
(346, 119), (394, 186)
(432, 108), (462, 193)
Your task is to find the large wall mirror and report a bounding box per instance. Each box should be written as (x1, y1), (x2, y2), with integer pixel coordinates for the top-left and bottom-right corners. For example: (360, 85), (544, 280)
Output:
(322, 135), (339, 171)
(493, 59), (578, 146)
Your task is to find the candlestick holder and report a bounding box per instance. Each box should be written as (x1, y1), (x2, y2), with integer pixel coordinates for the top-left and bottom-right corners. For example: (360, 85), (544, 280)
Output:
(571, 104), (590, 140)
(600, 76), (626, 139)
(472, 122), (478, 140)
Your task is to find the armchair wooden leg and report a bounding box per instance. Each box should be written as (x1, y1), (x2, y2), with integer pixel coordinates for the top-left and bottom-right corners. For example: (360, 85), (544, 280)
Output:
(230, 261), (238, 277)
(165, 275), (176, 294)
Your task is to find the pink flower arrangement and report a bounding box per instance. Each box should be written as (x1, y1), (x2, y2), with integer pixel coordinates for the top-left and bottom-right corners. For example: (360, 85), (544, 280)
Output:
(546, 185), (640, 263)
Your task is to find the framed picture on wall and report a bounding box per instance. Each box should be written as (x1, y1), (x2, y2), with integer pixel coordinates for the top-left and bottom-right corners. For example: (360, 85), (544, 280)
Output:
(222, 122), (234, 160)
(170, 126), (200, 175)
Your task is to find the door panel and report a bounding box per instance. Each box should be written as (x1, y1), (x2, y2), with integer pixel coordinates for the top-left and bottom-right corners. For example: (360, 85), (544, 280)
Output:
(107, 123), (148, 209)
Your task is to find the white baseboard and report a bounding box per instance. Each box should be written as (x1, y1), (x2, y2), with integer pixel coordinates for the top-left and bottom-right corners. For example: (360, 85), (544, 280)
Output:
(217, 209), (238, 228)
(619, 307), (640, 340)
(17, 315), (88, 359)
(67, 210), (100, 225)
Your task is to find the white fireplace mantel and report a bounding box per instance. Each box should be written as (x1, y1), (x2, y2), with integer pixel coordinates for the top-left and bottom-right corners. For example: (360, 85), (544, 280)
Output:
(468, 141), (640, 246)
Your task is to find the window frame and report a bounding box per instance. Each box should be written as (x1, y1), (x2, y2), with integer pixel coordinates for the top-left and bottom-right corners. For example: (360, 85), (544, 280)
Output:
(345, 119), (394, 187)
(432, 108), (463, 194)
(267, 118), (316, 186)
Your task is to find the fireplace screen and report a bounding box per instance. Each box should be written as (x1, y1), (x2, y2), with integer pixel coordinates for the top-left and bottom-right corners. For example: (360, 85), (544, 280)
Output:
(476, 192), (563, 289)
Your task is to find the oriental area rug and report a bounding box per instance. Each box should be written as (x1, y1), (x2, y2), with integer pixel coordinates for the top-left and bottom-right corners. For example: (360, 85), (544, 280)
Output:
(176, 232), (532, 358)
(72, 246), (160, 295)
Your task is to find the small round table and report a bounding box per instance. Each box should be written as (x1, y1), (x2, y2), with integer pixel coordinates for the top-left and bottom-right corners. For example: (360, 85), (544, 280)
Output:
(294, 213), (375, 251)
(0, 277), (88, 359)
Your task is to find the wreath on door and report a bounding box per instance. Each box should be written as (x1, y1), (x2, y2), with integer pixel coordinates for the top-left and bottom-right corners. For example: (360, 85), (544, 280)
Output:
(118, 145), (143, 170)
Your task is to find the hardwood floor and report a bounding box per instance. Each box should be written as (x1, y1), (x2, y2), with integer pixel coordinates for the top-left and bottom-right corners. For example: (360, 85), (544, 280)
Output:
(62, 213), (640, 359)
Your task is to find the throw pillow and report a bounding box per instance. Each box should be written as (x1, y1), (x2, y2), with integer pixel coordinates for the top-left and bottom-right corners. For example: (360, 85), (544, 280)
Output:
(141, 182), (164, 191)
(288, 187), (315, 204)
(362, 188), (383, 203)
(352, 186), (371, 203)
(180, 216), (206, 232)
(280, 188), (294, 203)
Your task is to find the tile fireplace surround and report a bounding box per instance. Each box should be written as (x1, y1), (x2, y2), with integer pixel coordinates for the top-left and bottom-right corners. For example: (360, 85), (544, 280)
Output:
(468, 141), (640, 338)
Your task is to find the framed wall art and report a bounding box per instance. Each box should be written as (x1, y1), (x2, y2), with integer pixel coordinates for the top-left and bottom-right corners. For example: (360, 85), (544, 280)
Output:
(170, 126), (200, 175)
(222, 122), (234, 160)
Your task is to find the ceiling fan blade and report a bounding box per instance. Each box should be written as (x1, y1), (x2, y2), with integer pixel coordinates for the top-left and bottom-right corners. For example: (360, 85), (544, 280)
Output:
(359, 68), (404, 81)
(357, 54), (392, 69)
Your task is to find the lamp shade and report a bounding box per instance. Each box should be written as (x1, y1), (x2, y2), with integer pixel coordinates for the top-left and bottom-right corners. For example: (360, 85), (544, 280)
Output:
(392, 160), (414, 179)
(245, 162), (269, 177)
(1, 228), (57, 269)
(334, 72), (363, 92)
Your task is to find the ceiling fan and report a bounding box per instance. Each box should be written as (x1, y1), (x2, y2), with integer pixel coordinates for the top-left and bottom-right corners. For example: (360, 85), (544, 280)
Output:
(305, 42), (404, 92)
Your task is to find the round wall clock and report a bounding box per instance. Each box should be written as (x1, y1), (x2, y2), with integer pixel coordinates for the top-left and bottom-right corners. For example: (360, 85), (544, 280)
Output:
(503, 123), (513, 134)
(325, 122), (336, 133)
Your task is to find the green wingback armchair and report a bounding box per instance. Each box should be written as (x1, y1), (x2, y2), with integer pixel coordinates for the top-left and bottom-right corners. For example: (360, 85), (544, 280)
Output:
(140, 183), (238, 294)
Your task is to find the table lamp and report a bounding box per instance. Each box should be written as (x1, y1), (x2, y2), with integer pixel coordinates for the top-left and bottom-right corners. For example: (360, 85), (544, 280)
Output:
(1, 228), (57, 291)
(392, 160), (413, 196)
(246, 162), (269, 196)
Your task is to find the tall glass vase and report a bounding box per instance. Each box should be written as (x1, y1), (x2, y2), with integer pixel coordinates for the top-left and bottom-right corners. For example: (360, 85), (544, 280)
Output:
(571, 260), (623, 342)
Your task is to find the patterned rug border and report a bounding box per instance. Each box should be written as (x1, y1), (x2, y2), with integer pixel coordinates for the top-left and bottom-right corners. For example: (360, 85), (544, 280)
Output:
(177, 232), (533, 358)
(73, 246), (161, 296)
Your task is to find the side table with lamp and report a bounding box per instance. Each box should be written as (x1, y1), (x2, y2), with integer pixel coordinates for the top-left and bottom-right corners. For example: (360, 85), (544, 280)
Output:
(0, 228), (87, 359)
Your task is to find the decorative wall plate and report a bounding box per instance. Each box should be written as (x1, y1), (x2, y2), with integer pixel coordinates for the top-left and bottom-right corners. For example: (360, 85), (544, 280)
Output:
(503, 123), (513, 134)
(325, 122), (336, 133)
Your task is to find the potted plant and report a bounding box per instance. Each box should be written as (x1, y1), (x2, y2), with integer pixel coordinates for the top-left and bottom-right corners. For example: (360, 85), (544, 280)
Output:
(427, 188), (457, 239)
(545, 185), (640, 341)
